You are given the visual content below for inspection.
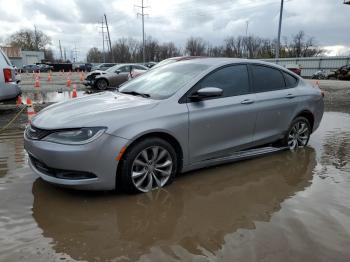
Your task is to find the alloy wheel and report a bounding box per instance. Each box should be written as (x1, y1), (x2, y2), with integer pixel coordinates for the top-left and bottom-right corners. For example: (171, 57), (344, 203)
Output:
(131, 146), (173, 192)
(97, 79), (108, 90)
(288, 121), (310, 149)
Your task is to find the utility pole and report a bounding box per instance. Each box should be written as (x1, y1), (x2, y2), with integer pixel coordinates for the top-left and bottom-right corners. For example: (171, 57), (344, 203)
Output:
(34, 25), (39, 51)
(104, 14), (114, 62)
(245, 20), (250, 58)
(59, 40), (63, 61)
(275, 0), (284, 59)
(136, 0), (149, 63)
(245, 20), (249, 37)
(100, 19), (106, 63)
(73, 43), (79, 62)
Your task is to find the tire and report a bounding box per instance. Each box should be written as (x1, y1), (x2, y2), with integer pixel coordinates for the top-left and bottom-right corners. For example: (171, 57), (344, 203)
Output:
(95, 79), (108, 90)
(283, 116), (311, 150)
(119, 137), (178, 194)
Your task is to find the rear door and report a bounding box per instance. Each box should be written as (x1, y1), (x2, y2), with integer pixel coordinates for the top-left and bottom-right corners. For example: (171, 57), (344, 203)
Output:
(250, 64), (300, 144)
(186, 64), (258, 163)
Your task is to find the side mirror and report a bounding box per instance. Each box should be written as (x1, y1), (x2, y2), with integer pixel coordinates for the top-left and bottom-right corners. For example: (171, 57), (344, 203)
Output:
(115, 70), (121, 74)
(189, 87), (223, 101)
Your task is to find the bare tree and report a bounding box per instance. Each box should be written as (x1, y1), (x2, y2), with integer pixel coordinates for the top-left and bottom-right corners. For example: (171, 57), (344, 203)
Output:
(44, 48), (54, 62)
(7, 29), (51, 51)
(185, 37), (206, 56)
(87, 47), (103, 63)
(286, 31), (323, 57)
(145, 36), (159, 62)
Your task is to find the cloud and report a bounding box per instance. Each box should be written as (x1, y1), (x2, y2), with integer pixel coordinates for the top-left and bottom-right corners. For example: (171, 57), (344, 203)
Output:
(1, 0), (349, 59)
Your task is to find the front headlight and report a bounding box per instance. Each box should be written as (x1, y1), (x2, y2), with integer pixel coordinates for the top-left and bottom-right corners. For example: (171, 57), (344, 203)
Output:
(42, 127), (106, 145)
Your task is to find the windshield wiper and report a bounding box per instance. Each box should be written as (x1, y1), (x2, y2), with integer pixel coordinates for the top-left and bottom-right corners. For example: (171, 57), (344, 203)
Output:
(120, 91), (150, 98)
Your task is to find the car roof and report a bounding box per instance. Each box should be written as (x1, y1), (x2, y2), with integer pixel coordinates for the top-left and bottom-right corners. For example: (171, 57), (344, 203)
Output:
(176, 57), (291, 72)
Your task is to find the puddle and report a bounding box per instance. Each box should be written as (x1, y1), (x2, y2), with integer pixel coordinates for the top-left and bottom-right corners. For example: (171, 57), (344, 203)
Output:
(21, 90), (90, 104)
(0, 112), (350, 261)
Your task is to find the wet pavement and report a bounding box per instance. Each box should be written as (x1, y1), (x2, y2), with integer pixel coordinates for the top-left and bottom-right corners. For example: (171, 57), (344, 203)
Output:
(0, 111), (350, 261)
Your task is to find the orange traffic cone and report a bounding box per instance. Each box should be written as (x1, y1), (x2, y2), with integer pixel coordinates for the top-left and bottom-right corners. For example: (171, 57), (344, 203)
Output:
(34, 76), (40, 88)
(72, 84), (78, 98)
(16, 96), (22, 107)
(80, 72), (84, 82)
(47, 73), (52, 82)
(26, 98), (36, 122)
(66, 78), (71, 88)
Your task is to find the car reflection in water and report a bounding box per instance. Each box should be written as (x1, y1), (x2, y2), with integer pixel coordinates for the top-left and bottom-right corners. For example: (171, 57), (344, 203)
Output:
(31, 148), (316, 261)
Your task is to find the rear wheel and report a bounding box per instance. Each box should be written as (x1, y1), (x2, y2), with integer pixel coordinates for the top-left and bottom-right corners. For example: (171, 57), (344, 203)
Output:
(95, 79), (108, 90)
(284, 117), (311, 150)
(119, 138), (178, 193)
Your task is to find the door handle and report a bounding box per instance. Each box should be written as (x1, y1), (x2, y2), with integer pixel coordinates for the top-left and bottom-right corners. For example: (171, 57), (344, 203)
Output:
(241, 99), (255, 105)
(285, 94), (296, 99)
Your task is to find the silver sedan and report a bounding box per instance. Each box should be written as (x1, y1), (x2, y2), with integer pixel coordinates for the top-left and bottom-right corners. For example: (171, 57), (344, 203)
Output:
(24, 58), (324, 193)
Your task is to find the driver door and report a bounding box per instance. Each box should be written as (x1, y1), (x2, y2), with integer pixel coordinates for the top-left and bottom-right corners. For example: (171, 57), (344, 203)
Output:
(113, 65), (131, 86)
(186, 64), (257, 163)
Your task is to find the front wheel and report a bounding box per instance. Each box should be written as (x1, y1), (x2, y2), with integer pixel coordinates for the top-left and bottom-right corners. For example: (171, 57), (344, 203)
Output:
(119, 138), (178, 194)
(284, 117), (311, 150)
(95, 79), (108, 90)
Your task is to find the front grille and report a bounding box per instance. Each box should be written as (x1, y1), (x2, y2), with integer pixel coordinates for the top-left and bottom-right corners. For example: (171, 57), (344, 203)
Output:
(26, 125), (53, 140)
(29, 155), (97, 180)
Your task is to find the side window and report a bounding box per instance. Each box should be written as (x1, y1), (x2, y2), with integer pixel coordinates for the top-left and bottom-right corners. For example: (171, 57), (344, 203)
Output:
(134, 65), (146, 70)
(193, 65), (250, 98)
(117, 66), (128, 73)
(283, 71), (298, 88)
(251, 65), (285, 92)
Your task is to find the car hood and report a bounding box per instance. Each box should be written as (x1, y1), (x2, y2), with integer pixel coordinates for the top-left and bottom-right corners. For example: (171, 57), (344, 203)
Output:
(32, 92), (158, 130)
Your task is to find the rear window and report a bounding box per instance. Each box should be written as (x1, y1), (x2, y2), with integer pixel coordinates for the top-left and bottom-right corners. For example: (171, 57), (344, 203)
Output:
(283, 71), (298, 88)
(251, 65), (285, 92)
(0, 49), (12, 66)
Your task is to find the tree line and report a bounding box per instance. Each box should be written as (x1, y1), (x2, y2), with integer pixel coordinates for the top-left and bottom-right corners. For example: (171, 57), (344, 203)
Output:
(3, 29), (323, 63)
(87, 30), (323, 63)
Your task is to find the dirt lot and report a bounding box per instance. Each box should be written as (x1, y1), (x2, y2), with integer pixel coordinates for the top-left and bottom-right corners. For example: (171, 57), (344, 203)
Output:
(0, 76), (350, 261)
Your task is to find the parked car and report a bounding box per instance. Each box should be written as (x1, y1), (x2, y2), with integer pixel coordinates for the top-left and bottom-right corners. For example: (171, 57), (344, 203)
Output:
(0, 48), (21, 102)
(285, 64), (302, 76)
(24, 58), (324, 193)
(91, 63), (117, 71)
(22, 64), (41, 73)
(327, 65), (350, 80)
(152, 56), (204, 69)
(37, 64), (54, 72)
(80, 63), (93, 72)
(312, 70), (327, 80)
(144, 62), (157, 68)
(84, 64), (148, 90)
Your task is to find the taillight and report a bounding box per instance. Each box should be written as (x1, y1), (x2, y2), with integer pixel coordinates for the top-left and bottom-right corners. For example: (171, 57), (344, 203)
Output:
(3, 68), (13, 83)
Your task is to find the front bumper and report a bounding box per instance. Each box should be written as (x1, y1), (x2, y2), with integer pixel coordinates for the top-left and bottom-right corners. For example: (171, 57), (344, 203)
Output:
(83, 80), (94, 86)
(24, 132), (129, 191)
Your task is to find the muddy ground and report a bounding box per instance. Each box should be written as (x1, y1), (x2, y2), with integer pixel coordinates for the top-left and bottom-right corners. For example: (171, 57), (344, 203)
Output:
(0, 76), (350, 261)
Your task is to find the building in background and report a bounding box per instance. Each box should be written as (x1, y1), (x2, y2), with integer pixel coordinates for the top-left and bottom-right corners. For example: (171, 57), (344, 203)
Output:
(0, 46), (44, 68)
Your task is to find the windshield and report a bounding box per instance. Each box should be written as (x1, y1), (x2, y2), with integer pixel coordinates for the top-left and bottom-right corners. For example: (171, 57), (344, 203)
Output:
(119, 62), (209, 100)
(106, 65), (121, 73)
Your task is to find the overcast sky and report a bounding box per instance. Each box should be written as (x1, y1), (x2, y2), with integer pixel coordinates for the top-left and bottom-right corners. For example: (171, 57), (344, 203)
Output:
(1, 0), (349, 61)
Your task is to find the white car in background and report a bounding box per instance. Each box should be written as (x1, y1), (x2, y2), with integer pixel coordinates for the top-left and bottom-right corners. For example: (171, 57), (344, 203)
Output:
(0, 49), (21, 102)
